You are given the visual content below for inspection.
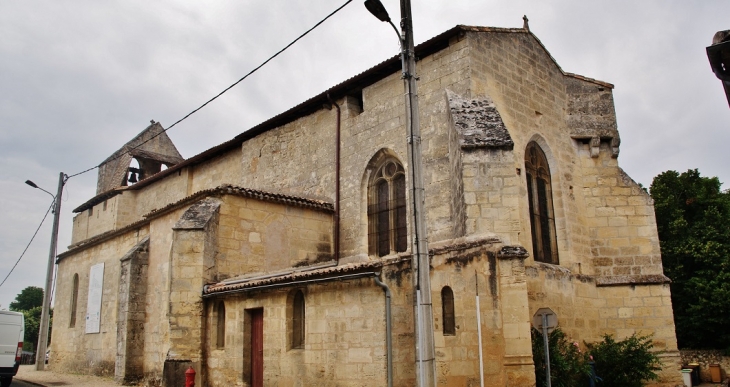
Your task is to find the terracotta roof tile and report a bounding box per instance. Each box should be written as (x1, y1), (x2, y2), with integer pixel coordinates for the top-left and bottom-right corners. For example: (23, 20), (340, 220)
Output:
(204, 255), (409, 295)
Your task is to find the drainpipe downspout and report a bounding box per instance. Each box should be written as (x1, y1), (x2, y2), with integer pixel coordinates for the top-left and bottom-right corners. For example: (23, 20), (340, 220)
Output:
(373, 274), (393, 387)
(326, 94), (341, 263)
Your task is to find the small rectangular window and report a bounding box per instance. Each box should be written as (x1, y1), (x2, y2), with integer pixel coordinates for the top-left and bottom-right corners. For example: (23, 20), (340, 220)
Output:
(216, 302), (226, 348)
(70, 274), (79, 328)
(442, 287), (455, 336)
(292, 291), (305, 349)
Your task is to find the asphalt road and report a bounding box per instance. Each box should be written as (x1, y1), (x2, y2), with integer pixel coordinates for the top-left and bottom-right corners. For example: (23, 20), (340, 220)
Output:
(10, 379), (37, 387)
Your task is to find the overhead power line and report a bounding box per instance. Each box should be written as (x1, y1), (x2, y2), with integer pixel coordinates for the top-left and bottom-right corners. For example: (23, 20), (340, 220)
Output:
(0, 201), (54, 289)
(68, 0), (354, 179)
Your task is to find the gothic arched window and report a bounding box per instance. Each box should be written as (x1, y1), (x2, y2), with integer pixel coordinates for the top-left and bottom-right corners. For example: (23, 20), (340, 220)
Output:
(525, 142), (559, 264)
(368, 158), (407, 257)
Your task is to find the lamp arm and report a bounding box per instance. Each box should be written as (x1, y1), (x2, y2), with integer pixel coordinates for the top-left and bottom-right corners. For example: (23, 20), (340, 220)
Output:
(388, 20), (403, 48)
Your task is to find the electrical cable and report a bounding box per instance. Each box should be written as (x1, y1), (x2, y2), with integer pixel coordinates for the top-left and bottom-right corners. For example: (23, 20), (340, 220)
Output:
(0, 201), (54, 289)
(68, 0), (354, 179)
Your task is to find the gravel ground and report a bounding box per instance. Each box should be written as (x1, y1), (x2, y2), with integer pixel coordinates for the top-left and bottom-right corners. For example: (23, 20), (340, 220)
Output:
(15, 365), (118, 387)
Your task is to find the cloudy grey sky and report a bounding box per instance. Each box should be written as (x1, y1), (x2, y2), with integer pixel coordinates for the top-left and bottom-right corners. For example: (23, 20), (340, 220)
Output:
(0, 0), (728, 309)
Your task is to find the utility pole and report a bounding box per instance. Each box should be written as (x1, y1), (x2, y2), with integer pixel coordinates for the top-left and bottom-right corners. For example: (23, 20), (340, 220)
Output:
(399, 1), (436, 385)
(365, 0), (436, 387)
(29, 172), (67, 370)
(363, 1), (436, 384)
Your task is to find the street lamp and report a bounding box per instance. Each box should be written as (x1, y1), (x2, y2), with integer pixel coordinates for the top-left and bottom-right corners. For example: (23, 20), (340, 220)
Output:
(24, 181), (54, 199)
(364, 1), (436, 386)
(25, 172), (67, 370)
(707, 30), (730, 108)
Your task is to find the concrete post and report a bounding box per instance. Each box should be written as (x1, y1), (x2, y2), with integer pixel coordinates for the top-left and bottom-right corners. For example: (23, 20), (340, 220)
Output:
(399, 1), (436, 385)
(36, 172), (66, 370)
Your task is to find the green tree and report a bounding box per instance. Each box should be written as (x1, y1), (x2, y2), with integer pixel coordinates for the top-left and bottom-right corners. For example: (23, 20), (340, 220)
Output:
(20, 307), (42, 351)
(650, 169), (730, 349)
(9, 286), (43, 311)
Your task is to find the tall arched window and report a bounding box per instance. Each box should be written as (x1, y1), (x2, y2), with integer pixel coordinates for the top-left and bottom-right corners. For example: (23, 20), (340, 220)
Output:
(441, 287), (455, 336)
(292, 290), (305, 349)
(69, 273), (79, 328)
(216, 301), (226, 348)
(368, 158), (407, 257)
(525, 142), (559, 264)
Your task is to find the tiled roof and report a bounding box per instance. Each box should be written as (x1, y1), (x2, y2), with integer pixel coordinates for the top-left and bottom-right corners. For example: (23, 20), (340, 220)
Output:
(203, 255), (409, 296)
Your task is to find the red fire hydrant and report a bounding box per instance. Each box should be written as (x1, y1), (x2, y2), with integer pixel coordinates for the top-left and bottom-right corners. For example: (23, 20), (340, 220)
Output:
(185, 366), (196, 387)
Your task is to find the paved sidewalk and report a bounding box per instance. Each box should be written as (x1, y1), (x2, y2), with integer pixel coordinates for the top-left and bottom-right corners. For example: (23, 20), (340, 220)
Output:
(15, 365), (119, 386)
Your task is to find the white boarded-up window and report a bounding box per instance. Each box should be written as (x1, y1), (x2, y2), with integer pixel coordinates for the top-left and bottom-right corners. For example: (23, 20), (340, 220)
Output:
(85, 262), (104, 333)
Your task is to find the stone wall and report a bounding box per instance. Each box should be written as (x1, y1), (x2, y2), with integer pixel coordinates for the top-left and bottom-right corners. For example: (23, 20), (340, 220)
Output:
(204, 278), (397, 387)
(461, 30), (680, 385)
(51, 225), (150, 376)
(215, 195), (333, 281)
(466, 30), (582, 273)
(115, 237), (149, 384)
(71, 147), (243, 244)
(239, 35), (472, 261)
(142, 208), (187, 380)
(71, 195), (123, 244)
(578, 141), (665, 279)
(526, 264), (680, 386)
(190, 149), (243, 195)
(166, 198), (222, 387)
(133, 167), (200, 220)
(681, 350), (730, 383)
(205, 238), (538, 387)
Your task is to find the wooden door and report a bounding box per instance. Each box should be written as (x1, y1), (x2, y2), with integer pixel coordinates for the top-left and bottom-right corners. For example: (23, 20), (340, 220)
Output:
(251, 308), (264, 387)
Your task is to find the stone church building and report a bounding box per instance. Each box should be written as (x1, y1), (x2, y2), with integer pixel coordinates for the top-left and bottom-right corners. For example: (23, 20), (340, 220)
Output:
(51, 24), (682, 386)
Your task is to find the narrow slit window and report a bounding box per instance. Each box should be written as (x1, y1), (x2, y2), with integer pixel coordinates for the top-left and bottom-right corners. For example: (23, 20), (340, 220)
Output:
(216, 301), (226, 348)
(442, 286), (455, 335)
(70, 274), (79, 328)
(292, 290), (305, 349)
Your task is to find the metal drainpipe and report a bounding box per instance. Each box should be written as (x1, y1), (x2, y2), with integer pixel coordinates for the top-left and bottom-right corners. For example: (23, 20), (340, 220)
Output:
(326, 94), (341, 262)
(373, 275), (393, 387)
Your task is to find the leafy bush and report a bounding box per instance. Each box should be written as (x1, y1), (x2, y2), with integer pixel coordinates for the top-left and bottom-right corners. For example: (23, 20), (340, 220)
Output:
(531, 328), (590, 387)
(586, 333), (662, 387)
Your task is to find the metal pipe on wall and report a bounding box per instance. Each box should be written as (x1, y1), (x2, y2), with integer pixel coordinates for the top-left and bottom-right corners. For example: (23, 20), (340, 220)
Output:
(476, 272), (484, 387)
(326, 94), (341, 263)
(373, 275), (393, 387)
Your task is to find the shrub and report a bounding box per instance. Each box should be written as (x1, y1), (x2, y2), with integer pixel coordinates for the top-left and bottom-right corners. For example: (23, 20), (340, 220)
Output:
(531, 328), (590, 387)
(586, 333), (662, 387)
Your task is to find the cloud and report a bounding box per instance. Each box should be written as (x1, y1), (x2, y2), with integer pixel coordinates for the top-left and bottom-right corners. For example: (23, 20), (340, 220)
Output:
(0, 0), (728, 308)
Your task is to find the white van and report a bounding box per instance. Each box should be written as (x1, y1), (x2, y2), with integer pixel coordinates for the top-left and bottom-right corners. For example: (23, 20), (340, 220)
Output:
(0, 311), (24, 387)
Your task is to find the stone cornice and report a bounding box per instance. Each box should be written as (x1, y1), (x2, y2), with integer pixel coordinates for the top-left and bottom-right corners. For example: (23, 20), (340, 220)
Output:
(595, 274), (671, 287)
